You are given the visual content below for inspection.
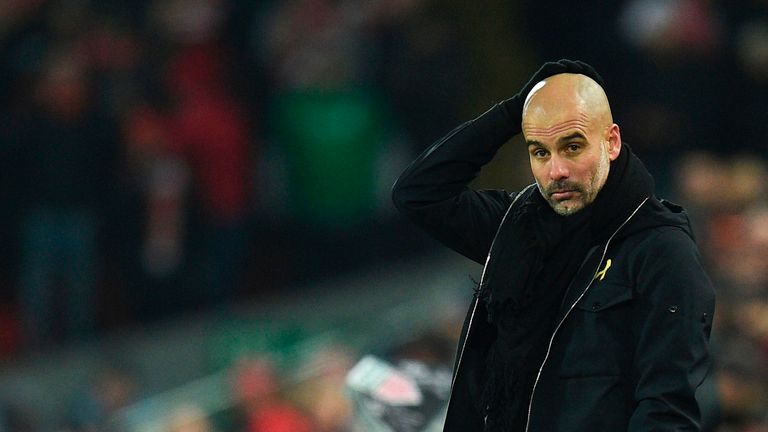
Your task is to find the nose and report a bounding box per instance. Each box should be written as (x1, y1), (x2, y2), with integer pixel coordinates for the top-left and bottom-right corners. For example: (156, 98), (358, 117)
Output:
(548, 155), (569, 181)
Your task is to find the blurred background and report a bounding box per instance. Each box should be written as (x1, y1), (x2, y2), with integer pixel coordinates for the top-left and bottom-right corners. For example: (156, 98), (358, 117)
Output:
(0, 0), (766, 430)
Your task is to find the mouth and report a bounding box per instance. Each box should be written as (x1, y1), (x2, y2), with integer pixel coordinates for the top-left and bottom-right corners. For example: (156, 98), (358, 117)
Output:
(550, 190), (579, 201)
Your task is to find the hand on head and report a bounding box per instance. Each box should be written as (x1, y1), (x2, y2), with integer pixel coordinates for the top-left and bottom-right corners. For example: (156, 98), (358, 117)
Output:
(502, 59), (606, 124)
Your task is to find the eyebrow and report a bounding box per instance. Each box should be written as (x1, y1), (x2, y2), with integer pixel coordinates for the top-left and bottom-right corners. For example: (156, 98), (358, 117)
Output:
(526, 131), (587, 148)
(558, 132), (587, 143)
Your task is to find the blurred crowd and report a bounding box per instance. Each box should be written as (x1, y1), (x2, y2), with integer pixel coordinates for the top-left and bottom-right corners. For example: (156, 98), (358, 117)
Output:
(0, 0), (458, 353)
(0, 0), (766, 431)
(44, 331), (455, 432)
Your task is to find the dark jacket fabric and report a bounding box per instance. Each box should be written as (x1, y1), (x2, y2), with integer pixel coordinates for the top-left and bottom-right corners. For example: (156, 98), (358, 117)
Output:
(391, 103), (716, 431)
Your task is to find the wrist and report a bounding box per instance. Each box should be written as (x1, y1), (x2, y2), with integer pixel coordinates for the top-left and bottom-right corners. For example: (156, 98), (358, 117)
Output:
(472, 101), (521, 146)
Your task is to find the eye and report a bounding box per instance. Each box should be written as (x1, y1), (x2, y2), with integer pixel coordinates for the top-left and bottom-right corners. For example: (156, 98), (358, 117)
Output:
(566, 143), (581, 152)
(532, 149), (548, 158)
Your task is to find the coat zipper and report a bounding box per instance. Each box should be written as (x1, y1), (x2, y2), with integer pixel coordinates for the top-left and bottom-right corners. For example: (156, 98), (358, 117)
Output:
(522, 197), (649, 432)
(446, 185), (536, 413)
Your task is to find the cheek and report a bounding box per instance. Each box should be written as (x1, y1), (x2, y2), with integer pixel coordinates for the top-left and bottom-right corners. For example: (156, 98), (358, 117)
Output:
(578, 156), (602, 180)
(587, 155), (610, 189)
(529, 163), (549, 186)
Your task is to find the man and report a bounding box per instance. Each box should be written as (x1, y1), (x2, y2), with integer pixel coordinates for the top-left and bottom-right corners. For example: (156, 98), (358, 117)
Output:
(391, 60), (715, 431)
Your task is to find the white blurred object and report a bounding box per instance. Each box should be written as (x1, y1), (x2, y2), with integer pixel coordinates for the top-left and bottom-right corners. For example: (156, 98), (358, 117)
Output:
(347, 355), (423, 406)
(346, 355), (449, 432)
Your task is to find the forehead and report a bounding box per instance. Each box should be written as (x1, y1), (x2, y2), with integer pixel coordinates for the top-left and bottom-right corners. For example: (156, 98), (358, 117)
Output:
(523, 108), (592, 145)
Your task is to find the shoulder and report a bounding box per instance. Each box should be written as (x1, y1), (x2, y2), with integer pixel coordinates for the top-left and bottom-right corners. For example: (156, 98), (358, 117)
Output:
(629, 227), (713, 299)
(626, 225), (701, 272)
(636, 225), (697, 255)
(611, 215), (708, 283)
(616, 196), (700, 260)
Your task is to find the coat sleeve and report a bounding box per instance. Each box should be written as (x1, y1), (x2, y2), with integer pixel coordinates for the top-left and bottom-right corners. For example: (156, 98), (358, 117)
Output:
(391, 103), (520, 264)
(628, 228), (716, 431)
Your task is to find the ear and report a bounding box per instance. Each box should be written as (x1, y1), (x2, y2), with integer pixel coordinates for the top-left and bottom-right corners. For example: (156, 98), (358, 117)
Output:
(606, 124), (621, 161)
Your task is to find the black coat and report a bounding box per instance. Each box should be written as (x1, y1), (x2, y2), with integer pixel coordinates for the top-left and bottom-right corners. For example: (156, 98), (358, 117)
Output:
(391, 104), (715, 431)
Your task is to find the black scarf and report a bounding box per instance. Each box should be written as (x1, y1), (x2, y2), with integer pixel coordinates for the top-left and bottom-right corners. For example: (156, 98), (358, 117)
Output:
(479, 143), (654, 431)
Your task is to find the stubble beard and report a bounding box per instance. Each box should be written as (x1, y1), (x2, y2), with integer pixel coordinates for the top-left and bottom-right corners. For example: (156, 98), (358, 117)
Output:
(542, 180), (585, 216)
(539, 150), (611, 216)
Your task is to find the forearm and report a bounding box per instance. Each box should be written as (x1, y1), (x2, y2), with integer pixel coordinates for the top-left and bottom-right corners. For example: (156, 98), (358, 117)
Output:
(391, 102), (517, 210)
(390, 102), (520, 263)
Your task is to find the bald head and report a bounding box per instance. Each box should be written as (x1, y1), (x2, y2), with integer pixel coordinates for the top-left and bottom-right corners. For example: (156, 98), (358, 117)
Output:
(521, 73), (622, 216)
(522, 73), (612, 131)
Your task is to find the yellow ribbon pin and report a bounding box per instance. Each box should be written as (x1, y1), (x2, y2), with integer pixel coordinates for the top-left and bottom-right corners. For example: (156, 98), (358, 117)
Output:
(595, 259), (612, 281)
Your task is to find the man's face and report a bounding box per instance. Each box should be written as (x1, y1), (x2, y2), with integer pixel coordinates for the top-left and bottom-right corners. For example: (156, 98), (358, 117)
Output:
(525, 128), (611, 216)
(522, 75), (620, 216)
